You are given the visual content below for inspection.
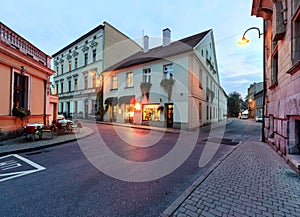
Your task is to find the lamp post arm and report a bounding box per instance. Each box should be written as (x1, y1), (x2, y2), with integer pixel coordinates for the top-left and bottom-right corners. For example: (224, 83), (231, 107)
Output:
(242, 27), (263, 39)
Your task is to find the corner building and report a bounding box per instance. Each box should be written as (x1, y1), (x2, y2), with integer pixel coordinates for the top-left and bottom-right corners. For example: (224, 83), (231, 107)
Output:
(252, 0), (300, 167)
(0, 22), (58, 132)
(52, 22), (141, 119)
(102, 29), (227, 129)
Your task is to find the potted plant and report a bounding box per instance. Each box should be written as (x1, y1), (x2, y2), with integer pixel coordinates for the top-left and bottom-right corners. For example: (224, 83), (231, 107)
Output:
(12, 106), (31, 127)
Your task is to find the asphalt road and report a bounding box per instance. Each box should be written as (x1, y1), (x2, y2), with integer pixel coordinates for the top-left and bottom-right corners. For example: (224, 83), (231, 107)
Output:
(0, 119), (262, 217)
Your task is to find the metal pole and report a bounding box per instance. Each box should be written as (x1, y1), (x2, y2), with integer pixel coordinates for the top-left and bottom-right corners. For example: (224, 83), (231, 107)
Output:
(262, 20), (266, 142)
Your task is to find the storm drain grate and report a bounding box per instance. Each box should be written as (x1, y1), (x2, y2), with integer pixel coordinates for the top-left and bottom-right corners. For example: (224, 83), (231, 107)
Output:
(202, 138), (239, 146)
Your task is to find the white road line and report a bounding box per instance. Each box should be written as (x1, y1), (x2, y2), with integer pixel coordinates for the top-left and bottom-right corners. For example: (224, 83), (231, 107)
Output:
(0, 154), (46, 182)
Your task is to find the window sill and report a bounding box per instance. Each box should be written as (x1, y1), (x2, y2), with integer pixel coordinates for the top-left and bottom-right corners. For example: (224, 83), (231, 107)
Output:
(110, 88), (118, 91)
(125, 86), (134, 89)
(269, 82), (278, 90)
(286, 60), (300, 75)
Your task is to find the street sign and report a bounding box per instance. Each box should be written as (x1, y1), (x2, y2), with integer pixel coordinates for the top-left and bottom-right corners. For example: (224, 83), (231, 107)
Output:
(0, 154), (45, 182)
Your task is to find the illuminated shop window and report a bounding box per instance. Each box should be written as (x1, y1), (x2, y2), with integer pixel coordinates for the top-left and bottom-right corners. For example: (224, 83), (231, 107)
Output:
(142, 104), (161, 121)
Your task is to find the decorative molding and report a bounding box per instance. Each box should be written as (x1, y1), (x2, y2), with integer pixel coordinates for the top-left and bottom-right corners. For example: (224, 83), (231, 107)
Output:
(59, 59), (64, 64)
(82, 45), (89, 52)
(72, 51), (78, 57)
(90, 40), (98, 48)
(54, 61), (59, 66)
(66, 54), (72, 60)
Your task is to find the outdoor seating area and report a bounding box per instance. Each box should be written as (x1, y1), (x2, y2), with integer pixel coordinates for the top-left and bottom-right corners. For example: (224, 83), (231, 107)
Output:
(22, 119), (82, 142)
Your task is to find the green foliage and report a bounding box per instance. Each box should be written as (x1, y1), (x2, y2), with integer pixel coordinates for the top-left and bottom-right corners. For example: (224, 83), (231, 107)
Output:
(12, 107), (31, 118)
(227, 91), (244, 117)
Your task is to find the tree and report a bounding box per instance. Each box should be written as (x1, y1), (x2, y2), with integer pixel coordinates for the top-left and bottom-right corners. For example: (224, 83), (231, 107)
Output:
(227, 91), (244, 117)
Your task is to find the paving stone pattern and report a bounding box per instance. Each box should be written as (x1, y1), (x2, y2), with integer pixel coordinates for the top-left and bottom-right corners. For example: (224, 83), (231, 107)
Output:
(172, 142), (300, 217)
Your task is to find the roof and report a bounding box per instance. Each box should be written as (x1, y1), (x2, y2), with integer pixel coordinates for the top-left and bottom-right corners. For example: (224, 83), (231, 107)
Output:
(104, 29), (211, 72)
(52, 24), (104, 57)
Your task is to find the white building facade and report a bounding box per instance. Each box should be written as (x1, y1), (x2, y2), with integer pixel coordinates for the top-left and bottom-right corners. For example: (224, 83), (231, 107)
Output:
(102, 29), (227, 129)
(52, 22), (141, 119)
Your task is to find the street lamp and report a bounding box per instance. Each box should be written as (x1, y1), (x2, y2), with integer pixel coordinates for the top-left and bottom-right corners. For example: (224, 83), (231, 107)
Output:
(238, 27), (263, 45)
(239, 25), (266, 142)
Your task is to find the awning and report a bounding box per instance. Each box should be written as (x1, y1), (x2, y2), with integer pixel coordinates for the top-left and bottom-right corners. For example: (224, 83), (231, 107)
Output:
(104, 97), (118, 105)
(118, 95), (135, 104)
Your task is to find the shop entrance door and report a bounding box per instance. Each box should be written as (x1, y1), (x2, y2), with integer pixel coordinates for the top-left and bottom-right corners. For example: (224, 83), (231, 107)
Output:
(165, 103), (174, 128)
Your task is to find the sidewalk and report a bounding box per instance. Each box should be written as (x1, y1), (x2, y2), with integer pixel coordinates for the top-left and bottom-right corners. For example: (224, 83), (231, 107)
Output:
(162, 141), (300, 217)
(0, 126), (94, 156)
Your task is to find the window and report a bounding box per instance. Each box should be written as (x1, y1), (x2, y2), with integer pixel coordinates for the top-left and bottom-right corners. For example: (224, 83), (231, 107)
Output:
(61, 64), (64, 74)
(199, 103), (202, 121)
(56, 66), (59, 75)
(13, 72), (28, 109)
(292, 3), (300, 65)
(84, 76), (88, 89)
(271, 46), (278, 85)
(75, 58), (78, 69)
(142, 104), (161, 121)
(68, 80), (71, 92)
(74, 101), (78, 114)
(126, 72), (133, 87)
(163, 64), (173, 79)
(84, 53), (88, 65)
(68, 61), (72, 72)
(93, 49), (96, 62)
(74, 78), (78, 90)
(60, 82), (64, 93)
(93, 75), (96, 88)
(143, 68), (151, 83)
(111, 75), (118, 89)
(56, 83), (59, 94)
(60, 102), (64, 114)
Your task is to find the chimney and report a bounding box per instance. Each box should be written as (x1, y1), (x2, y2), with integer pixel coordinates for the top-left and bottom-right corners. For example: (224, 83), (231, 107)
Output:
(163, 28), (171, 47)
(143, 35), (149, 53)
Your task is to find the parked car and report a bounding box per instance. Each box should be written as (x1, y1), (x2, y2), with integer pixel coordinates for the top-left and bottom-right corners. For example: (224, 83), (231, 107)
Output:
(57, 114), (65, 120)
(241, 114), (248, 119)
(255, 115), (263, 122)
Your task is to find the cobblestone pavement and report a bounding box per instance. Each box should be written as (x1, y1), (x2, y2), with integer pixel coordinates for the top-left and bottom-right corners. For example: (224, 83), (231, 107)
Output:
(169, 142), (300, 217)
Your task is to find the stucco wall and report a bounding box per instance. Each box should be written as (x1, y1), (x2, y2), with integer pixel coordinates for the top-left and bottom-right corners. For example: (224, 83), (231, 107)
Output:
(0, 64), (11, 115)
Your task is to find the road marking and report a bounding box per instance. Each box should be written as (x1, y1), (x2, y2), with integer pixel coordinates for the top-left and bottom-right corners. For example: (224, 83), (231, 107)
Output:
(0, 154), (45, 182)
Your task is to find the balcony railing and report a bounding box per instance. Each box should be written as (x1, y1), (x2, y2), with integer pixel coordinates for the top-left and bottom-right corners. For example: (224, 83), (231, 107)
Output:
(0, 22), (49, 67)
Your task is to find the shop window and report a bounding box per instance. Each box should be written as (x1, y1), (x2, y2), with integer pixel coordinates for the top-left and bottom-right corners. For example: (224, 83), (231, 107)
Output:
(143, 104), (161, 121)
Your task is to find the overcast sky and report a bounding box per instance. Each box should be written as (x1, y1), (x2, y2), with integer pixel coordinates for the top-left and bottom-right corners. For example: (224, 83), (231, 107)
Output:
(1, 0), (263, 98)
